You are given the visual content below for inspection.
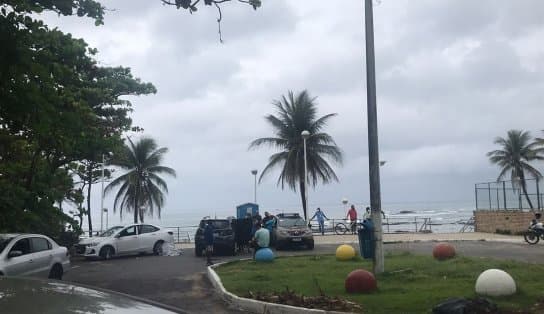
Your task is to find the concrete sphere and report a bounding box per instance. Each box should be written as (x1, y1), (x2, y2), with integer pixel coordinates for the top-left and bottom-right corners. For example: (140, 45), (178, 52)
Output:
(433, 243), (456, 260)
(475, 269), (516, 297)
(345, 269), (377, 293)
(255, 248), (275, 262)
(336, 244), (356, 261)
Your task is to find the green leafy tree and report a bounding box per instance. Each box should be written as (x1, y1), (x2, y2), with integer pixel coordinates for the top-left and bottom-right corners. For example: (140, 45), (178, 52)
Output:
(0, 1), (155, 238)
(487, 130), (543, 209)
(105, 137), (176, 223)
(249, 90), (343, 220)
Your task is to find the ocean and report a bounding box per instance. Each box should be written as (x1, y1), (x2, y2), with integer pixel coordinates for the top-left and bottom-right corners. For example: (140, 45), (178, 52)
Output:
(88, 200), (475, 238)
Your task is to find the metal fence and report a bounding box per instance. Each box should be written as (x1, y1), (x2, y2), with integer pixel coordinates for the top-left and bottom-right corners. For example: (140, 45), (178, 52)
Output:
(165, 226), (197, 243)
(309, 217), (438, 234)
(475, 178), (543, 211)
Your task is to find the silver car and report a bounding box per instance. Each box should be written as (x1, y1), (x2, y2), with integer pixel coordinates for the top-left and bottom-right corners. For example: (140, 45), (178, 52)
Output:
(0, 276), (179, 314)
(0, 234), (70, 280)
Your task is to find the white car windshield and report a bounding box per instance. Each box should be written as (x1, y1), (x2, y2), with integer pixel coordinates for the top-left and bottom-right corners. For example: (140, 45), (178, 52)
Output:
(99, 226), (123, 237)
(0, 236), (15, 254)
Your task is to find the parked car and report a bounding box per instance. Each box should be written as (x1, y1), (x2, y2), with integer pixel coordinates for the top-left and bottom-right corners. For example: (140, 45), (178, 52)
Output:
(0, 276), (179, 314)
(75, 224), (174, 260)
(273, 213), (314, 250)
(0, 234), (70, 280)
(194, 219), (235, 256)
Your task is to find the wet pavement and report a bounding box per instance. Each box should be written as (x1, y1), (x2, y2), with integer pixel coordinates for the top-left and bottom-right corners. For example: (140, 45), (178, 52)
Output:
(64, 239), (544, 314)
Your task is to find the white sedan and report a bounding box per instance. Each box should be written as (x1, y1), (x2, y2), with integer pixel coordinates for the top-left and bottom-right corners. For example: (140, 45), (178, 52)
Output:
(76, 224), (174, 260)
(0, 234), (70, 280)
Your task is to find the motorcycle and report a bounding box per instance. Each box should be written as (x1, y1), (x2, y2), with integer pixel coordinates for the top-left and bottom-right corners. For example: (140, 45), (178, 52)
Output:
(524, 214), (544, 245)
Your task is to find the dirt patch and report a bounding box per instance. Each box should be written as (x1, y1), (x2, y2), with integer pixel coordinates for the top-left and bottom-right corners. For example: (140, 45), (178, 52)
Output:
(244, 286), (362, 313)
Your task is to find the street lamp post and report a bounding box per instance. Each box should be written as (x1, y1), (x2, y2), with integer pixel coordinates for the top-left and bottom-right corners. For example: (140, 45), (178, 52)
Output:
(104, 208), (109, 230)
(100, 154), (105, 233)
(251, 169), (258, 203)
(301, 130), (310, 220)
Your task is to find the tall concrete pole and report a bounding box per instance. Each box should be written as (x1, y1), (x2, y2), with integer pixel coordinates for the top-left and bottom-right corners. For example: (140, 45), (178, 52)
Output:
(100, 154), (105, 233)
(251, 169), (258, 203)
(301, 130), (310, 220)
(364, 0), (384, 274)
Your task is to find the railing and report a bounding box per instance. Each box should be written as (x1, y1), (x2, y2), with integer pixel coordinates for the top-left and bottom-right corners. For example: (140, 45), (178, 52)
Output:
(308, 216), (446, 234)
(165, 226), (197, 243)
(459, 216), (475, 233)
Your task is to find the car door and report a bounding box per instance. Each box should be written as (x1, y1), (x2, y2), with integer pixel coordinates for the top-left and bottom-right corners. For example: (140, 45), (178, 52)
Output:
(30, 237), (54, 278)
(3, 238), (34, 277)
(115, 226), (140, 254)
(137, 225), (158, 252)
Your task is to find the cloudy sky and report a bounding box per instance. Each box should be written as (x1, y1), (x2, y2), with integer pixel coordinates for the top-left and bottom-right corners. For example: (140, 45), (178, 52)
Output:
(42, 0), (544, 223)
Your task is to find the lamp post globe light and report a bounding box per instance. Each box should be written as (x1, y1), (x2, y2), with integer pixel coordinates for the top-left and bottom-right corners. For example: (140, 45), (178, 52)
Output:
(301, 130), (310, 220)
(251, 169), (258, 203)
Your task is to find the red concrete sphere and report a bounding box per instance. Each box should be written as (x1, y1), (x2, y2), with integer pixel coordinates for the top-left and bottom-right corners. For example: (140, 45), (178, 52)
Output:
(345, 269), (377, 293)
(433, 243), (456, 260)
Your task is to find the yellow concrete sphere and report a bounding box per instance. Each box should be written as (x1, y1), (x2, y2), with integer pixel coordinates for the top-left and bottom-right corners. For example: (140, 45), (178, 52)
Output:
(336, 244), (356, 261)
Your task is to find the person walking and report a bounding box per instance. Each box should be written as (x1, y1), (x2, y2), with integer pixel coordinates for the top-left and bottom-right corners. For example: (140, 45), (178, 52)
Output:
(346, 205), (358, 234)
(310, 207), (329, 235)
(203, 220), (215, 266)
(251, 223), (270, 259)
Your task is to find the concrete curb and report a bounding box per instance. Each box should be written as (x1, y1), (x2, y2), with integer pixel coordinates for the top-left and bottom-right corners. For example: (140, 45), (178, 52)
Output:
(207, 259), (355, 314)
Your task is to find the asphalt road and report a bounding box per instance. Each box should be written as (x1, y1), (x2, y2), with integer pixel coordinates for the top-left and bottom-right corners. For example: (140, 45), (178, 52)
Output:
(64, 241), (544, 314)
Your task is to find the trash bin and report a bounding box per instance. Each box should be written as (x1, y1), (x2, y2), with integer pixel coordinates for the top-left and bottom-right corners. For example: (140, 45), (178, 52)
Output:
(358, 219), (374, 259)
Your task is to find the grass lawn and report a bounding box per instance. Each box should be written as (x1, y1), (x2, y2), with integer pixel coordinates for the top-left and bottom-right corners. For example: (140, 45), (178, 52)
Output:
(215, 252), (544, 313)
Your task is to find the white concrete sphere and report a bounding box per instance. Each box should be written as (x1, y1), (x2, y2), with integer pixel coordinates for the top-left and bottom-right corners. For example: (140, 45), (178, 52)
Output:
(475, 269), (516, 297)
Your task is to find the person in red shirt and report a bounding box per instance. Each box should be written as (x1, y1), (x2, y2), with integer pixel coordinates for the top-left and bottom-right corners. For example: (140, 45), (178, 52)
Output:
(346, 205), (358, 234)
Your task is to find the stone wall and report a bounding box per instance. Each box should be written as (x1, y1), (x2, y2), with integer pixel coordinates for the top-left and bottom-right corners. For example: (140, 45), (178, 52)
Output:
(474, 210), (538, 234)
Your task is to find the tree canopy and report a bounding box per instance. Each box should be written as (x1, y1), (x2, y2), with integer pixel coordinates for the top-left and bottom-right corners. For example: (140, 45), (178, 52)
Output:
(249, 90), (343, 220)
(0, 0), (156, 238)
(487, 130), (544, 209)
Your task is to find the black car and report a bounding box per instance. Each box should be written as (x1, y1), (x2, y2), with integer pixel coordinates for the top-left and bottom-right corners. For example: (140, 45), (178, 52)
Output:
(194, 219), (235, 256)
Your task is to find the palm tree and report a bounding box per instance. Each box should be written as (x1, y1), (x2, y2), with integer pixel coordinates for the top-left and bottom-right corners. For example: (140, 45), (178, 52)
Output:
(487, 130), (543, 210)
(249, 90), (343, 220)
(105, 137), (176, 223)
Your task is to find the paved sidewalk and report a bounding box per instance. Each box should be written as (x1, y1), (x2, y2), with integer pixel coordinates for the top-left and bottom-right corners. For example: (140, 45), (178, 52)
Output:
(176, 232), (524, 249)
(315, 232), (524, 244)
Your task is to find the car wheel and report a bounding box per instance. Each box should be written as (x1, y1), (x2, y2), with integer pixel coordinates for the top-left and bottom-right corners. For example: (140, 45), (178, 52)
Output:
(153, 241), (164, 256)
(230, 244), (237, 256)
(48, 264), (63, 280)
(100, 246), (114, 260)
(195, 245), (203, 257)
(307, 240), (315, 250)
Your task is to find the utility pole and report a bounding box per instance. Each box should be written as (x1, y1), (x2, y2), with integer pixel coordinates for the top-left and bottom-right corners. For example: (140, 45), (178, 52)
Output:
(251, 169), (258, 203)
(364, 0), (384, 274)
(100, 154), (105, 233)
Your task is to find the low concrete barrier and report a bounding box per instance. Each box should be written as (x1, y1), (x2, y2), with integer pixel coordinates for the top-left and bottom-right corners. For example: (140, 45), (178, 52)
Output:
(207, 260), (355, 314)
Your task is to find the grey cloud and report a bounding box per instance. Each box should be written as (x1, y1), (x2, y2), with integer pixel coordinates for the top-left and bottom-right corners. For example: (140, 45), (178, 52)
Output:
(38, 0), (544, 223)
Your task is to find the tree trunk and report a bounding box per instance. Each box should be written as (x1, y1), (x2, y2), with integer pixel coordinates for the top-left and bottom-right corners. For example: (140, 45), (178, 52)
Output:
(134, 176), (139, 224)
(520, 174), (534, 210)
(25, 147), (41, 190)
(299, 180), (307, 220)
(86, 166), (93, 237)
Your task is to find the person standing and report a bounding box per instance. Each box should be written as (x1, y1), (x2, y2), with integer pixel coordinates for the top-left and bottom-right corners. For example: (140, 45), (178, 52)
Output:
(310, 207), (329, 235)
(251, 223), (270, 259)
(263, 211), (276, 232)
(346, 205), (358, 234)
(203, 220), (214, 266)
